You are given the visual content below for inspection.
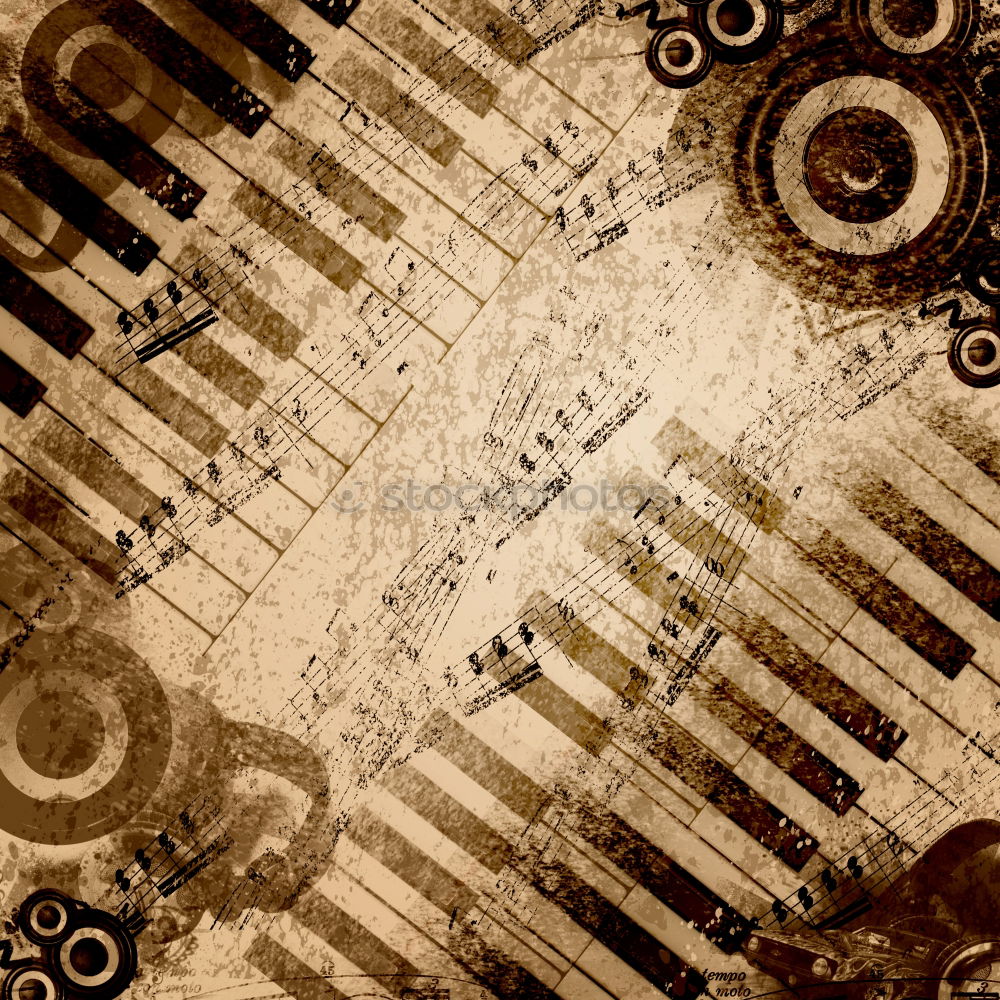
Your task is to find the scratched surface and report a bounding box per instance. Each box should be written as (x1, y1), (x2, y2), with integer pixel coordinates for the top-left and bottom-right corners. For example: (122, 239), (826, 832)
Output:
(2, 0), (1000, 998)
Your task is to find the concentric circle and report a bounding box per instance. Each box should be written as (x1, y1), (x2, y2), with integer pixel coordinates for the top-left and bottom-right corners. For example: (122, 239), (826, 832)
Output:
(962, 243), (1000, 305)
(53, 913), (137, 996)
(727, 29), (987, 306)
(849, 0), (977, 60)
(948, 322), (1000, 387)
(803, 107), (915, 223)
(691, 0), (782, 63)
(1, 967), (62, 1000)
(0, 626), (171, 845)
(19, 889), (74, 945)
(937, 938), (1000, 1000)
(645, 19), (714, 88)
(773, 75), (948, 254)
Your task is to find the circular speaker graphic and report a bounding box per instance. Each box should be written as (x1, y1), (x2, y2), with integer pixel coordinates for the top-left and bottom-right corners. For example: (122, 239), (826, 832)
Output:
(19, 889), (75, 945)
(728, 28), (987, 307)
(54, 914), (137, 996)
(690, 0), (783, 63)
(947, 322), (1000, 387)
(936, 937), (1000, 1000)
(0, 626), (171, 845)
(646, 19), (715, 87)
(848, 0), (978, 61)
(1, 966), (63, 1000)
(962, 243), (1000, 305)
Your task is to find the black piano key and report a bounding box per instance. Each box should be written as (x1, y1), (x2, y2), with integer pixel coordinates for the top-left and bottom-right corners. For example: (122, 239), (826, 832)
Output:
(726, 612), (907, 762)
(268, 133), (406, 243)
(79, 0), (271, 137)
(570, 805), (753, 953)
(0, 469), (118, 583)
(849, 477), (1000, 621)
(187, 0), (314, 80)
(0, 254), (93, 359)
(21, 46), (204, 220)
(244, 934), (346, 1000)
(295, 0), (359, 29)
(423, 708), (548, 821)
(429, 0), (536, 66)
(653, 416), (787, 531)
(915, 398), (1000, 485)
(293, 888), (418, 978)
(347, 806), (479, 916)
(373, 17), (499, 117)
(646, 719), (819, 871)
(531, 860), (707, 999)
(861, 577), (974, 679)
(326, 54), (463, 167)
(690, 671), (863, 816)
(34, 411), (159, 523)
(554, 611), (650, 695)
(0, 126), (157, 275)
(449, 923), (559, 1000)
(382, 765), (510, 872)
(792, 513), (975, 678)
(0, 349), (47, 418)
(229, 181), (363, 293)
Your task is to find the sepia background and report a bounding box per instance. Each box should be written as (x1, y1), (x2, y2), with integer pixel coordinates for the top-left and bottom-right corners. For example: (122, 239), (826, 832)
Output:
(1, 0), (999, 997)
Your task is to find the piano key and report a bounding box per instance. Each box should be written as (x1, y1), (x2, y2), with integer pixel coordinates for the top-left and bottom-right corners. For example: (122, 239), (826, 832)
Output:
(171, 334), (266, 411)
(0, 466), (118, 584)
(267, 131), (406, 243)
(566, 804), (752, 952)
(287, 73), (552, 232)
(335, 837), (562, 996)
(0, 253), (93, 359)
(169, 244), (300, 363)
(354, 7), (500, 118)
(323, 51), (463, 168)
(531, 862), (706, 999)
(20, 28), (205, 221)
(0, 406), (249, 631)
(347, 804), (479, 916)
(721, 601), (909, 760)
(877, 415), (1000, 570)
(41, 388), (280, 588)
(229, 180), (363, 295)
(314, 864), (479, 988)
(362, 785), (590, 973)
(556, 970), (616, 1000)
(291, 887), (418, 977)
(166, 131), (479, 344)
(909, 393), (1000, 486)
(425, 0), (536, 67)
(686, 669), (863, 817)
(244, 933), (340, 1000)
(266, 126), (515, 305)
(0, 491), (215, 682)
(0, 126), (158, 275)
(652, 417), (787, 532)
(644, 719), (818, 871)
(0, 348), (47, 418)
(381, 765), (511, 872)
(184, 0), (315, 81)
(77, 0), (272, 137)
(32, 407), (157, 523)
(295, 0), (359, 29)
(848, 476), (1000, 620)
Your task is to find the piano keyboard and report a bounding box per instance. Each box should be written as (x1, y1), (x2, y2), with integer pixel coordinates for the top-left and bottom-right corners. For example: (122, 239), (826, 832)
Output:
(214, 369), (1000, 1000)
(1, 0), (622, 636)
